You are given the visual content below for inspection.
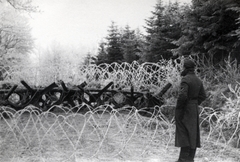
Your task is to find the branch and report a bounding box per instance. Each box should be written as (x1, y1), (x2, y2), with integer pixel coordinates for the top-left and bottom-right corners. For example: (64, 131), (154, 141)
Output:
(6, 0), (39, 13)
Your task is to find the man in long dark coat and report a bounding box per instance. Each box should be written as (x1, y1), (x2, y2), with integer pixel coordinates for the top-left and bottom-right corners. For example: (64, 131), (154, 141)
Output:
(175, 59), (206, 162)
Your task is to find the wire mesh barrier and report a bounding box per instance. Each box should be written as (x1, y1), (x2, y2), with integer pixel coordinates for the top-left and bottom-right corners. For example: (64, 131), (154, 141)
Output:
(0, 105), (176, 162)
(1, 61), (240, 161)
(0, 61), (180, 91)
(199, 106), (240, 148)
(1, 105), (240, 162)
(0, 61), (180, 161)
(0, 61), (175, 112)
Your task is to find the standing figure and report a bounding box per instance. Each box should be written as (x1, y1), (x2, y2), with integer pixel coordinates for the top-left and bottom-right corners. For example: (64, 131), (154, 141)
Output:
(175, 59), (206, 162)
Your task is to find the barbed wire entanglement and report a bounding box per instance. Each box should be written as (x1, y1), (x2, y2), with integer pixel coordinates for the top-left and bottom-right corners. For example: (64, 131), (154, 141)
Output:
(0, 105), (176, 162)
(0, 60), (179, 161)
(0, 60), (181, 91)
(1, 60), (240, 161)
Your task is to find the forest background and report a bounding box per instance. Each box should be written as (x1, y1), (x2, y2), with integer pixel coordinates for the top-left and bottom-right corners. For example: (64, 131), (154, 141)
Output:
(1, 0), (240, 67)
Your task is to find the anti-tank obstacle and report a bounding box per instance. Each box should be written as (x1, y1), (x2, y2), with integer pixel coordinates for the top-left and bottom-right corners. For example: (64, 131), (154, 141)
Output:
(0, 80), (172, 113)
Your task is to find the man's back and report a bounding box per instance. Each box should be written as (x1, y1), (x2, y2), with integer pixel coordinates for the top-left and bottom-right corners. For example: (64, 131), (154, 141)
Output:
(182, 72), (206, 104)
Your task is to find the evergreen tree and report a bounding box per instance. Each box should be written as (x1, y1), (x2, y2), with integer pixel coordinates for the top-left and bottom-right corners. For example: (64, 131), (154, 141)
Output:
(96, 41), (108, 65)
(106, 21), (123, 63)
(121, 25), (140, 63)
(144, 0), (165, 62)
(133, 28), (146, 63)
(226, 0), (240, 64)
(143, 0), (182, 62)
(174, 0), (240, 65)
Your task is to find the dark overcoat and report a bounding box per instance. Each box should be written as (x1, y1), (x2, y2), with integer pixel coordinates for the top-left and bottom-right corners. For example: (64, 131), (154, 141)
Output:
(175, 71), (206, 149)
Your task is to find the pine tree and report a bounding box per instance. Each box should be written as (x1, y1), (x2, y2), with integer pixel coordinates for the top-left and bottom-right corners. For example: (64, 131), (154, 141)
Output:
(143, 0), (181, 62)
(174, 0), (240, 65)
(121, 25), (140, 63)
(106, 21), (123, 63)
(96, 41), (108, 65)
(226, 0), (240, 64)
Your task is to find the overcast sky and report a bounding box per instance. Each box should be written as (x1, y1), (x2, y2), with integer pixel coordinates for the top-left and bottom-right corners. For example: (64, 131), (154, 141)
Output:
(30, 0), (191, 57)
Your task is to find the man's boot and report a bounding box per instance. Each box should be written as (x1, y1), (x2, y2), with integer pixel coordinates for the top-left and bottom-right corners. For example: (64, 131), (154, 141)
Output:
(176, 147), (190, 162)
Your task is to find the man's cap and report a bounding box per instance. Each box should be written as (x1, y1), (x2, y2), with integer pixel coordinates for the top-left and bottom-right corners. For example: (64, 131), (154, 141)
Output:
(183, 59), (195, 68)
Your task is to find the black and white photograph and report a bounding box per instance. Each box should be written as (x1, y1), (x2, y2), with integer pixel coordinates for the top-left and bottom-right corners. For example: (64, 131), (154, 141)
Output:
(1, 0), (240, 161)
